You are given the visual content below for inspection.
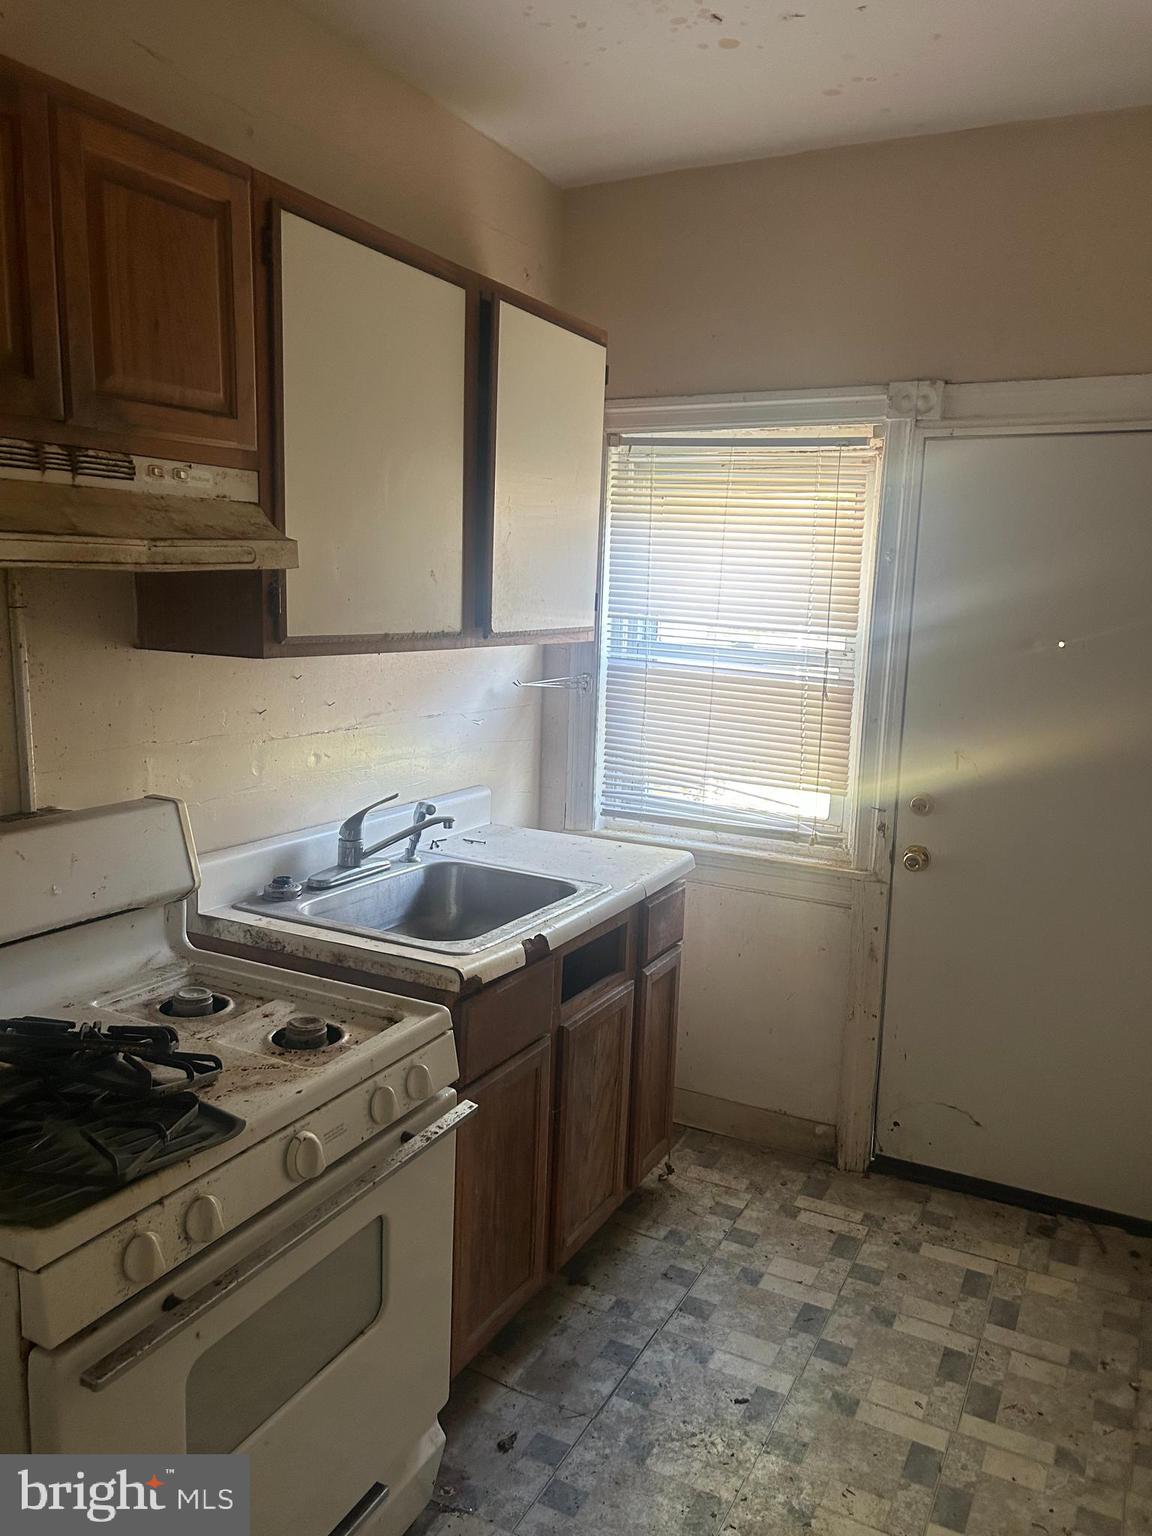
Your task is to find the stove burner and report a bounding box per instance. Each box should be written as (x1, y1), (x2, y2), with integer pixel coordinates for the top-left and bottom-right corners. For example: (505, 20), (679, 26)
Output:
(0, 1018), (245, 1228)
(270, 1015), (347, 1052)
(160, 987), (232, 1019)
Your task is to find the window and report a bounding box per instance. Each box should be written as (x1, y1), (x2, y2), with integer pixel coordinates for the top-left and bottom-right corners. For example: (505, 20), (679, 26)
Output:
(597, 425), (881, 853)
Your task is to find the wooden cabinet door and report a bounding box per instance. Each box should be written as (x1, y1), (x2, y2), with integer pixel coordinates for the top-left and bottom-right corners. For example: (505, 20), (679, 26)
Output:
(551, 979), (634, 1269)
(0, 77), (62, 425)
(54, 107), (257, 460)
(452, 1034), (552, 1374)
(486, 297), (606, 639)
(275, 205), (470, 643)
(628, 944), (682, 1186)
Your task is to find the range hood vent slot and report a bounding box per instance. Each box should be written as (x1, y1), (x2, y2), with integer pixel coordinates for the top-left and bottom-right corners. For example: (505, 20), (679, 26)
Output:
(0, 439), (137, 482)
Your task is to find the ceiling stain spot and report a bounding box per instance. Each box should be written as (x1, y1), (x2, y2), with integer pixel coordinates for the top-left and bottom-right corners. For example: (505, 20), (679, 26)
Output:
(823, 88), (842, 96)
(781, 11), (806, 19)
(718, 36), (740, 48)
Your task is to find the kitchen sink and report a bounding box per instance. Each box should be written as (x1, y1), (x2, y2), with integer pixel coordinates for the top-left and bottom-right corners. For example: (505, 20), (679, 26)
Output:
(236, 856), (607, 954)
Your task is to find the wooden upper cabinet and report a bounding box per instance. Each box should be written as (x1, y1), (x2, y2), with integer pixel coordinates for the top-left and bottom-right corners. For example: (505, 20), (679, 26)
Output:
(0, 78), (62, 425)
(273, 202), (471, 642)
(485, 298), (607, 640)
(54, 106), (257, 460)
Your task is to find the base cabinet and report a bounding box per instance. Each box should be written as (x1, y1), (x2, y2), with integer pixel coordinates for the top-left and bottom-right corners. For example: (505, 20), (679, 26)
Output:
(452, 1034), (552, 1374)
(448, 884), (685, 1374)
(550, 980), (635, 1270)
(628, 945), (683, 1186)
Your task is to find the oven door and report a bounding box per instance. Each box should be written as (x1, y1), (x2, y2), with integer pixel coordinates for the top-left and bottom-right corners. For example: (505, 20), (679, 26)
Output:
(27, 1092), (473, 1536)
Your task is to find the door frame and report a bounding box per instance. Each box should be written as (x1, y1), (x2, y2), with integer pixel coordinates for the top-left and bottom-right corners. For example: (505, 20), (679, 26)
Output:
(841, 371), (1152, 1171)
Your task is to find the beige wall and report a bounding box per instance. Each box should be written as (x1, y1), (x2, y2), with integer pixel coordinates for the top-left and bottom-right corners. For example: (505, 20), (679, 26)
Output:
(562, 107), (1152, 399)
(559, 107), (1152, 1147)
(0, 0), (567, 848)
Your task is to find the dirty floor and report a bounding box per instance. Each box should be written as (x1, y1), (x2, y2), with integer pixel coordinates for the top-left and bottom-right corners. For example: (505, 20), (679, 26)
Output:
(412, 1126), (1152, 1536)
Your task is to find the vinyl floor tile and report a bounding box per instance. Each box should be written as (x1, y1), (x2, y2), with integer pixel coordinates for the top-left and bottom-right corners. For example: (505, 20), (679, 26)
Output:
(425, 1129), (1147, 1536)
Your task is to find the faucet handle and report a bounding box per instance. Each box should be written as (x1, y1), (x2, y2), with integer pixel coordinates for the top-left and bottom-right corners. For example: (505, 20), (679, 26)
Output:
(338, 793), (399, 845)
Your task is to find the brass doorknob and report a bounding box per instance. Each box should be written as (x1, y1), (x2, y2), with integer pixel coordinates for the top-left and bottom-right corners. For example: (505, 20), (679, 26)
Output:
(902, 845), (931, 873)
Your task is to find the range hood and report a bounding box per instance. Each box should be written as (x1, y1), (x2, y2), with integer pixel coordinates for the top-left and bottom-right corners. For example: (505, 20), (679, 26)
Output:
(0, 442), (297, 572)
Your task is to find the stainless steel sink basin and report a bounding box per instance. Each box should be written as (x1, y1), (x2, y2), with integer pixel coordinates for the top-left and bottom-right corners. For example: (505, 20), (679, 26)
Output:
(236, 855), (606, 954)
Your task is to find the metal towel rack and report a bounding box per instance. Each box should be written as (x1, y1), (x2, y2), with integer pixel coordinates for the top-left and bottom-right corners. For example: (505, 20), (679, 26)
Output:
(512, 673), (593, 694)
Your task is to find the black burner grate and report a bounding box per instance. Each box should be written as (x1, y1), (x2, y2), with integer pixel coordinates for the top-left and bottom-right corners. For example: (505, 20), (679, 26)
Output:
(0, 1017), (245, 1227)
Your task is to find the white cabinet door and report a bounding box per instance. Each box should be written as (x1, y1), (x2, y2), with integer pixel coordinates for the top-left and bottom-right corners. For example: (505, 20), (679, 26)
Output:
(488, 300), (606, 637)
(279, 211), (467, 639)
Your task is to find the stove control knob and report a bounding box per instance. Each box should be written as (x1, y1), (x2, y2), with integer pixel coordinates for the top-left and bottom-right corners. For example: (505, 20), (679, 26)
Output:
(183, 1194), (225, 1245)
(123, 1231), (166, 1284)
(405, 1063), (433, 1103)
(286, 1130), (326, 1182)
(369, 1084), (399, 1126)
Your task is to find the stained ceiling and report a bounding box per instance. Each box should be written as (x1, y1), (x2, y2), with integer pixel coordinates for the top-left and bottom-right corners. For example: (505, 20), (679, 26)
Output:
(295, 0), (1152, 185)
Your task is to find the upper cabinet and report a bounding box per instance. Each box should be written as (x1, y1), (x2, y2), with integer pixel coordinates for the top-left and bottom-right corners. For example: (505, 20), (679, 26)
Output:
(486, 299), (607, 638)
(0, 55), (606, 643)
(275, 203), (470, 643)
(54, 107), (257, 462)
(139, 207), (607, 655)
(0, 78), (63, 424)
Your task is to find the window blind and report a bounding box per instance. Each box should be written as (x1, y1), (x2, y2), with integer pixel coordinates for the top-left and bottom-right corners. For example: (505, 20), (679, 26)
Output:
(600, 432), (879, 846)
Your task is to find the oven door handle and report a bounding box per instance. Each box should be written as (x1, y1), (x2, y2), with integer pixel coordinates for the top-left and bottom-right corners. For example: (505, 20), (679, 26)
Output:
(80, 1099), (477, 1394)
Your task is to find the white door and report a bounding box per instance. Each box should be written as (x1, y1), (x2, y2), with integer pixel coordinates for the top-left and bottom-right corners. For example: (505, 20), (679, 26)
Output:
(876, 430), (1152, 1219)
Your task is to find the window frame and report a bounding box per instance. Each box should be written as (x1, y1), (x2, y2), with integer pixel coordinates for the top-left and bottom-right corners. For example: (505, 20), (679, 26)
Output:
(559, 384), (908, 875)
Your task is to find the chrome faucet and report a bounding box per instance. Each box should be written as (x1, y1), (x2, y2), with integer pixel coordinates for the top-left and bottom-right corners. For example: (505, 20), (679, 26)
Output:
(402, 801), (452, 863)
(305, 795), (455, 890)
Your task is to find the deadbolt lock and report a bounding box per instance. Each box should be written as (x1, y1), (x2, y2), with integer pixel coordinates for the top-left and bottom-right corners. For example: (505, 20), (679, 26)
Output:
(902, 844), (931, 873)
(908, 795), (933, 816)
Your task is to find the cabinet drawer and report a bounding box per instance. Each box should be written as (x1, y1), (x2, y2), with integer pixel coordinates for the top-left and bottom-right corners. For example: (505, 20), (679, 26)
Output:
(455, 956), (556, 1084)
(558, 910), (635, 1019)
(641, 882), (685, 965)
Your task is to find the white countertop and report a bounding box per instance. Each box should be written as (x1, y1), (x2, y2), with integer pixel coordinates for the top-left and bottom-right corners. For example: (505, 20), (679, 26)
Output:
(191, 789), (693, 994)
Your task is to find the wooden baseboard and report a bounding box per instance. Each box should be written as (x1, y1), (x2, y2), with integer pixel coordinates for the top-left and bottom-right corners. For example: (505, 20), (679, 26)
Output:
(674, 1089), (836, 1162)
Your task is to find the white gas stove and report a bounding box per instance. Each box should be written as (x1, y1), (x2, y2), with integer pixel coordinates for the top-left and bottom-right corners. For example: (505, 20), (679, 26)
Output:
(0, 797), (468, 1536)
